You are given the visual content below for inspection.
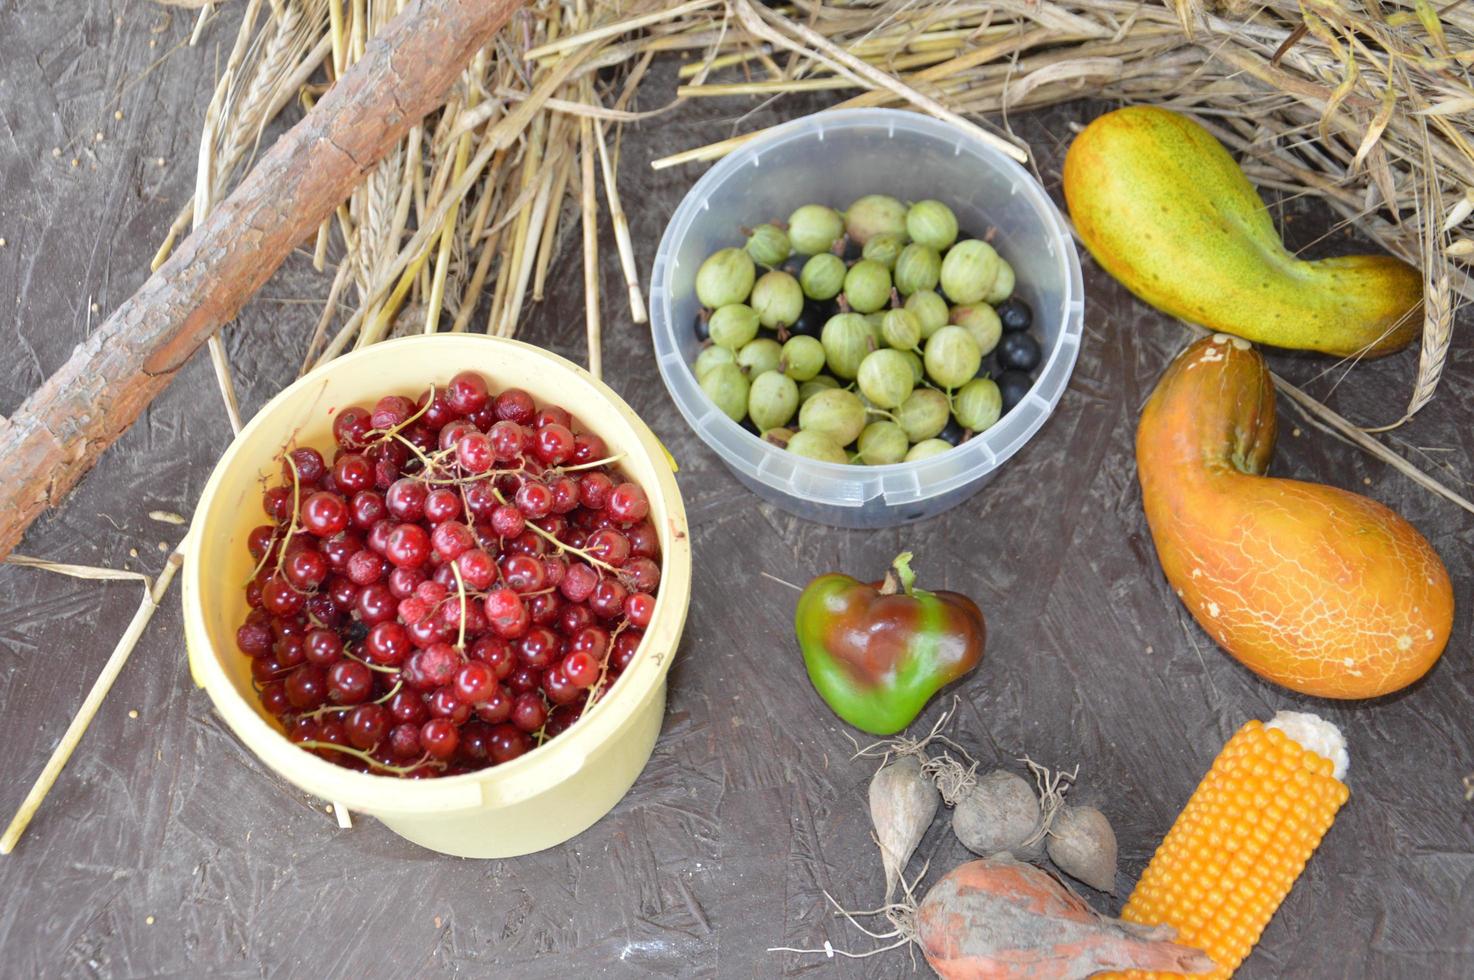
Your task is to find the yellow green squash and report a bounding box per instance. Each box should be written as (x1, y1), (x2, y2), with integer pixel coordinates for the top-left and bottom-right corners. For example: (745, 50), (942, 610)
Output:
(1064, 106), (1422, 358)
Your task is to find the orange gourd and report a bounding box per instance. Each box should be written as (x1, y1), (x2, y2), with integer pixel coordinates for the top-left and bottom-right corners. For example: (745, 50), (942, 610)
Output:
(1136, 334), (1453, 698)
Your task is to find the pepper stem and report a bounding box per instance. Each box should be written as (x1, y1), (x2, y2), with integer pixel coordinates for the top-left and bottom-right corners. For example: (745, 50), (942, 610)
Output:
(879, 551), (917, 596)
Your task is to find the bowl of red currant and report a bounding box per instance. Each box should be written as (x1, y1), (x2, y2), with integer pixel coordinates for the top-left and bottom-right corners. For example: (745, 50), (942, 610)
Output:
(182, 334), (691, 858)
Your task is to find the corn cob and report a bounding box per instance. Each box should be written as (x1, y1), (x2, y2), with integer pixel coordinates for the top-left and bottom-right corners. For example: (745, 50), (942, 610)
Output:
(1111, 712), (1349, 979)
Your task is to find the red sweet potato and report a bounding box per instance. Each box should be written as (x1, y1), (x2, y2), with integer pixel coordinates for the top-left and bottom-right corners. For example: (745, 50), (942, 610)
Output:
(914, 856), (1213, 979)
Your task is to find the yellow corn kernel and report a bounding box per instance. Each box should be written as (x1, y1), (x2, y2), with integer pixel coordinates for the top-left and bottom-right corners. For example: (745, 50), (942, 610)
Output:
(1107, 716), (1349, 979)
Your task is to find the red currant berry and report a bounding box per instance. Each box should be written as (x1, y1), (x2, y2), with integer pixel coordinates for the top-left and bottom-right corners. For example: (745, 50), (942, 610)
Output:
(514, 481), (553, 520)
(501, 553), (547, 593)
(384, 522), (431, 569)
(320, 531), (361, 571)
(371, 395), (415, 431)
(570, 432), (608, 466)
(590, 579), (627, 620)
(364, 621), (411, 665)
(301, 491), (349, 536)
(532, 423), (574, 465)
(388, 723), (422, 759)
(577, 472), (613, 510)
(259, 681), (290, 717)
(416, 388), (461, 430)
(424, 488), (462, 524)
(304, 628), (343, 666)
(562, 651), (600, 689)
(447, 371), (490, 415)
(333, 406), (372, 450)
(387, 564), (425, 599)
(585, 528), (631, 567)
(454, 661), (496, 704)
(366, 518), (395, 554)
(388, 689), (429, 725)
(350, 490), (387, 529)
(493, 389), (535, 425)
(488, 420), (526, 462)
(385, 478), (427, 521)
(516, 626), (562, 669)
(283, 549), (327, 590)
(431, 520), (475, 560)
(510, 693), (549, 733)
(263, 486), (293, 521)
(326, 574), (359, 612)
(559, 563), (599, 603)
(607, 483), (650, 523)
(488, 724), (530, 763)
(332, 453), (373, 494)
(528, 590), (563, 626)
(622, 556), (661, 593)
(484, 588), (530, 640)
(490, 504), (525, 538)
(474, 685), (513, 724)
(533, 406), (571, 429)
(236, 621), (274, 656)
(285, 665), (328, 710)
(355, 583), (396, 625)
(456, 432), (495, 473)
(346, 549), (386, 586)
(261, 575), (304, 616)
(624, 592), (656, 628)
(328, 660), (373, 704)
(469, 636), (514, 678)
(612, 630), (643, 672)
(346, 704), (388, 750)
(455, 548), (496, 590)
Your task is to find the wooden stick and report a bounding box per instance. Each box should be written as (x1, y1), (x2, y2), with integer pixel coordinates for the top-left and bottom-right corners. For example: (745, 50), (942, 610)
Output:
(0, 0), (528, 563)
(0, 549), (184, 854)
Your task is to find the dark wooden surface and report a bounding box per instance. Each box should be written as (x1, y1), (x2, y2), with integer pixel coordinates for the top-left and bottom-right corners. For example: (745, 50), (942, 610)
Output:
(2, 6), (1471, 979)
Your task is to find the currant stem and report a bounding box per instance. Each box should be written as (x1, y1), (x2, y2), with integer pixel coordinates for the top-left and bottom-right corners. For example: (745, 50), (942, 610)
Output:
(372, 679), (403, 705)
(488, 486), (620, 575)
(363, 385), (436, 445)
(298, 741), (440, 775)
(449, 559), (469, 652)
(556, 452), (626, 474)
(342, 648), (401, 674)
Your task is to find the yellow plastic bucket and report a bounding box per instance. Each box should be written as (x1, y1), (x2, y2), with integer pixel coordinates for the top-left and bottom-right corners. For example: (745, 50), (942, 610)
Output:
(182, 335), (691, 858)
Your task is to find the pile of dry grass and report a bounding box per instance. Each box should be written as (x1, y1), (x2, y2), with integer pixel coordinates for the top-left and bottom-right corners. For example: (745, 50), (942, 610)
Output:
(166, 0), (1471, 461)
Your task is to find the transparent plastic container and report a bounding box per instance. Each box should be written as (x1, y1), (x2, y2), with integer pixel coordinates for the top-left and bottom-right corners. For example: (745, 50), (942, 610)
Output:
(650, 108), (1084, 528)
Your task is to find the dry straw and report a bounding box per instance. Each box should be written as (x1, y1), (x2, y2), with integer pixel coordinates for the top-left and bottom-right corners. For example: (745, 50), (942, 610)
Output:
(170, 0), (1468, 494)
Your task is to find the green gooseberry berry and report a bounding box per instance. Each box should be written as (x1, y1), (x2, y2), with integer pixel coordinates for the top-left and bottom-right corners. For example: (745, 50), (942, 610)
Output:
(843, 259), (892, 314)
(902, 350), (924, 384)
(695, 247), (756, 308)
(694, 345), (736, 381)
(881, 308), (922, 351)
(788, 203), (844, 255)
(856, 349), (916, 410)
(905, 199), (959, 251)
(737, 337), (783, 377)
(799, 253), (846, 301)
(748, 370), (800, 432)
(923, 325), (983, 389)
(699, 363), (749, 422)
(780, 334), (826, 382)
(709, 303), (759, 350)
(821, 312), (874, 379)
(895, 387), (950, 442)
(904, 289), (949, 339)
(786, 429), (848, 464)
(745, 223), (791, 268)
(798, 375), (841, 404)
(952, 377), (1002, 432)
(844, 193), (908, 244)
(798, 388), (867, 447)
(862, 233), (906, 270)
(762, 427), (795, 448)
(904, 438), (953, 462)
(949, 303), (1002, 357)
(985, 258), (1015, 304)
(893, 243), (941, 296)
(751, 270), (804, 329)
(856, 420), (909, 465)
(939, 239), (1000, 305)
